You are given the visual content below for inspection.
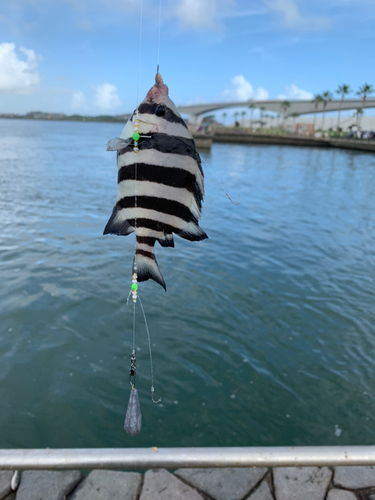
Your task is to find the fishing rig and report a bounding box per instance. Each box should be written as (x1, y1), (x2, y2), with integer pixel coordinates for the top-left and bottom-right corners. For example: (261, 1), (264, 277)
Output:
(106, 0), (238, 437)
(121, 100), (164, 436)
(124, 263), (161, 436)
(118, 0), (164, 437)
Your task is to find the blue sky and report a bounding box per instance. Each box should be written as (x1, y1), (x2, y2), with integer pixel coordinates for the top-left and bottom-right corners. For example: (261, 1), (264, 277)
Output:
(0, 0), (374, 115)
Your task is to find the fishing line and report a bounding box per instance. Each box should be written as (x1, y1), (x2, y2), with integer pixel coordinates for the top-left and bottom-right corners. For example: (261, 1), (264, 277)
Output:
(139, 295), (161, 404)
(127, 0), (163, 410)
(133, 0), (163, 407)
(200, 156), (241, 205)
(172, 135), (241, 205)
(157, 0), (162, 73)
(136, 0), (144, 110)
(130, 0), (142, 379)
(132, 298), (136, 351)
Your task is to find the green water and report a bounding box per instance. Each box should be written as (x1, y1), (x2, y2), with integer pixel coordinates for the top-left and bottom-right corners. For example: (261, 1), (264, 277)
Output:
(1, 118), (375, 449)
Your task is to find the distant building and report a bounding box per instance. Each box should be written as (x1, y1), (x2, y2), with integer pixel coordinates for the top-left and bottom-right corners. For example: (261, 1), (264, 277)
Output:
(25, 112), (66, 120)
(296, 123), (314, 135)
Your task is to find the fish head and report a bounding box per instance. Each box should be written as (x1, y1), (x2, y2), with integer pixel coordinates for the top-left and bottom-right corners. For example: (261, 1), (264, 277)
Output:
(146, 73), (169, 101)
(139, 72), (182, 129)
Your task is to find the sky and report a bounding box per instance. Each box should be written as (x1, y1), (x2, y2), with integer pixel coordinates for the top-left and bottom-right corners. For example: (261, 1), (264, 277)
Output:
(0, 0), (374, 116)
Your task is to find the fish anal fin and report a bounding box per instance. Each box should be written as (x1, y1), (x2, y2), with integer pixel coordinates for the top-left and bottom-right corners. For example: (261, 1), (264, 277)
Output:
(157, 233), (174, 248)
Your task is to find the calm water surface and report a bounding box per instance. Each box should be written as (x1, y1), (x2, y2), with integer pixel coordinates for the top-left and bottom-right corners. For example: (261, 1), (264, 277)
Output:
(1, 118), (375, 448)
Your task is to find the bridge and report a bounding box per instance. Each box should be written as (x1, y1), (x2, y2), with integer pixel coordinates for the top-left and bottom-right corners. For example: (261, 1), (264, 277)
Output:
(177, 99), (375, 124)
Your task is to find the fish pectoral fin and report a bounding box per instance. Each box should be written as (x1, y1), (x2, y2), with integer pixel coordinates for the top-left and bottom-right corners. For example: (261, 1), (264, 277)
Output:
(157, 233), (174, 248)
(106, 137), (132, 151)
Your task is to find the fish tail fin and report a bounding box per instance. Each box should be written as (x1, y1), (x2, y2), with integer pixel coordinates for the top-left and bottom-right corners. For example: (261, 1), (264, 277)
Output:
(133, 243), (166, 291)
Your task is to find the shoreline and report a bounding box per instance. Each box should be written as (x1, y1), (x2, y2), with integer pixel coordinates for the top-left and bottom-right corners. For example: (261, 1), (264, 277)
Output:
(213, 131), (375, 153)
(2, 117), (375, 153)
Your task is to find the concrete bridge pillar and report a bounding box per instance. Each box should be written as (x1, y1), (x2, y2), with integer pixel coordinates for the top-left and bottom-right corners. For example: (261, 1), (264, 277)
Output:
(186, 114), (203, 126)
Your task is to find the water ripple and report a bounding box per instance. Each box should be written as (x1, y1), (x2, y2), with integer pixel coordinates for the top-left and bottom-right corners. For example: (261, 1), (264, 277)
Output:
(1, 120), (375, 447)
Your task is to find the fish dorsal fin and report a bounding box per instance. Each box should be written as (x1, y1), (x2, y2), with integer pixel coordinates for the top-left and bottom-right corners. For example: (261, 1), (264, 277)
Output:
(106, 137), (132, 151)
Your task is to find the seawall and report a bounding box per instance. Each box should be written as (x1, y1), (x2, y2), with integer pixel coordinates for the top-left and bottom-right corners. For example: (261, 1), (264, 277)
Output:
(213, 131), (375, 153)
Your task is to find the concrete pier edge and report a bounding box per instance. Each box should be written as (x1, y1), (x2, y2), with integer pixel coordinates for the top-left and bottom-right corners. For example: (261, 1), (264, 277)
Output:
(212, 130), (375, 153)
(2, 466), (375, 499)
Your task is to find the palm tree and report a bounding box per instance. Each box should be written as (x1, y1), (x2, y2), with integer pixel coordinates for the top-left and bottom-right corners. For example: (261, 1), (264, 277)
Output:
(311, 94), (323, 131)
(249, 104), (255, 130)
(280, 100), (290, 129)
(336, 84), (351, 131)
(222, 112), (227, 126)
(321, 91), (333, 131)
(356, 83), (374, 128)
(241, 110), (246, 127)
(290, 112), (299, 132)
(258, 106), (265, 129)
(233, 111), (239, 127)
(355, 108), (364, 128)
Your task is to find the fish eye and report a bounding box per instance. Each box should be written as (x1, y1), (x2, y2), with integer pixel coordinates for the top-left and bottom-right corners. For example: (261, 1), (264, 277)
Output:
(155, 104), (166, 116)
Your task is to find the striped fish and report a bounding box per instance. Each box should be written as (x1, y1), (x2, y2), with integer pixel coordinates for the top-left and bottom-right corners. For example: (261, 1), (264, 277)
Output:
(104, 73), (207, 290)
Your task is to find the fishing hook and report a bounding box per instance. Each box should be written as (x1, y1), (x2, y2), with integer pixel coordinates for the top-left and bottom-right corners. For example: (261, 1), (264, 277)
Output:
(151, 385), (162, 404)
(225, 193), (241, 205)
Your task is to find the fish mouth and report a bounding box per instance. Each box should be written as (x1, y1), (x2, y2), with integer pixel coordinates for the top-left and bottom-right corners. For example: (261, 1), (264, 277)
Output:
(146, 72), (169, 100)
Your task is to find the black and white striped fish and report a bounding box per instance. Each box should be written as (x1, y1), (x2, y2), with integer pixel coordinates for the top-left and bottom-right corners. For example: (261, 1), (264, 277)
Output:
(104, 73), (208, 290)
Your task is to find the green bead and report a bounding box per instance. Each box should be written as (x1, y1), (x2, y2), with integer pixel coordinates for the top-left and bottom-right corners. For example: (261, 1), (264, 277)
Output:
(131, 283), (138, 291)
(132, 132), (140, 141)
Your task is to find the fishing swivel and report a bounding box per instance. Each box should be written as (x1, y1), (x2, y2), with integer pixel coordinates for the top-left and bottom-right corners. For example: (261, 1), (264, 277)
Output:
(128, 348), (161, 404)
(129, 349), (137, 388)
(127, 275), (162, 405)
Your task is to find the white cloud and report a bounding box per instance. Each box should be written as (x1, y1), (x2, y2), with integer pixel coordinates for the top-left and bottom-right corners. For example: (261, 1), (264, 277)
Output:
(255, 87), (269, 100)
(175, 0), (236, 30)
(0, 42), (41, 94)
(264, 0), (330, 31)
(278, 84), (313, 100)
(222, 75), (269, 102)
(222, 75), (254, 101)
(71, 90), (86, 109)
(92, 83), (121, 112)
